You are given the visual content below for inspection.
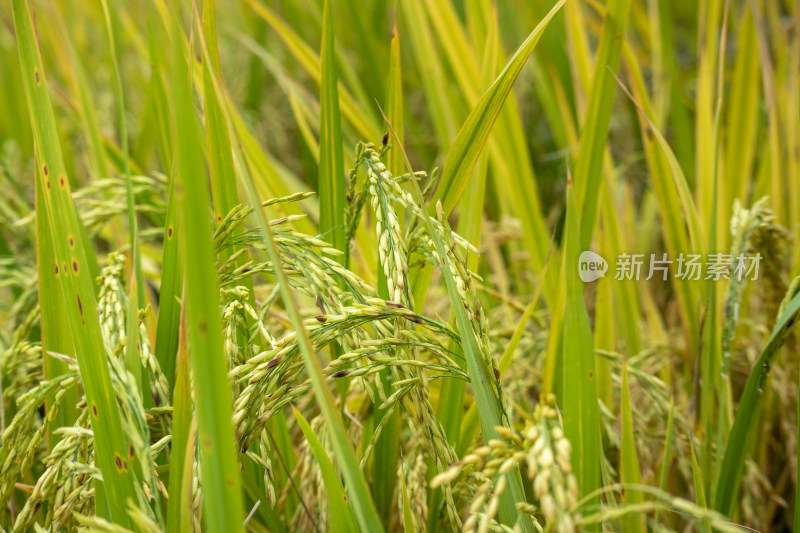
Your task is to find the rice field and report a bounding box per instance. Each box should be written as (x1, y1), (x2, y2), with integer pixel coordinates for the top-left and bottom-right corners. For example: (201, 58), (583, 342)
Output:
(0, 0), (799, 531)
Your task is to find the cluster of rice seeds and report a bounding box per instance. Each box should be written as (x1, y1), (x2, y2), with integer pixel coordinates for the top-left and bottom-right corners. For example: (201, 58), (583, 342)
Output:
(359, 143), (412, 305)
(0, 260), (39, 331)
(354, 144), (494, 528)
(1, 308), (43, 418)
(12, 411), (94, 532)
(0, 372), (78, 514)
(98, 254), (169, 408)
(292, 414), (330, 531)
(222, 230), (465, 528)
(97, 253), (128, 352)
(215, 209), (374, 317)
(722, 198), (783, 376)
(136, 307), (170, 410)
(222, 286), (267, 368)
(230, 302), (448, 449)
(433, 396), (579, 533)
(100, 318), (166, 521)
(596, 347), (697, 485)
(72, 173), (168, 237)
(254, 429), (277, 507)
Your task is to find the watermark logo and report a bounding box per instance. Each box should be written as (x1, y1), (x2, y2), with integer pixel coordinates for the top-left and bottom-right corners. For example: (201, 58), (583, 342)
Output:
(578, 250), (608, 282)
(578, 251), (762, 282)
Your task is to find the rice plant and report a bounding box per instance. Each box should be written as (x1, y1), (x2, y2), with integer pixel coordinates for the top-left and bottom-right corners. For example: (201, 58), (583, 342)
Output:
(1, 0), (799, 531)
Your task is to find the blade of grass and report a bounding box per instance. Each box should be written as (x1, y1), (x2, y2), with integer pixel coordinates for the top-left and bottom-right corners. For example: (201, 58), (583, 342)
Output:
(431, 0), (566, 217)
(153, 170), (182, 392)
(318, 0), (346, 260)
(619, 44), (700, 356)
(55, 16), (110, 180)
(242, 0), (378, 141)
(294, 408), (359, 532)
(655, 398), (676, 525)
(562, 177), (602, 508)
(100, 0), (144, 308)
(167, 306), (192, 533)
(35, 163), (78, 445)
(459, 237), (551, 454)
(797, 370), (800, 533)
(203, 0), (240, 233)
(714, 289), (800, 516)
(574, 0), (631, 249)
(694, 0), (724, 240)
(690, 440), (711, 533)
(429, 9), (498, 530)
(702, 0), (730, 499)
(400, 0), (457, 149)
(12, 0), (141, 524)
(620, 360), (645, 532)
(400, 454), (416, 532)
(149, 9), (181, 394)
(147, 23), (175, 172)
(170, 7), (244, 530)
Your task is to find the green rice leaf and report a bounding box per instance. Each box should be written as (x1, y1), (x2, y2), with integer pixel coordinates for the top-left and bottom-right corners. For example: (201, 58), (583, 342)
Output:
(573, 0), (631, 248)
(12, 0), (141, 524)
(170, 9), (244, 530)
(562, 178), (601, 505)
(714, 289), (800, 516)
(318, 0), (346, 260)
(620, 361), (645, 532)
(167, 309), (193, 533)
(35, 166), (78, 444)
(432, 0), (565, 216)
(293, 408), (359, 533)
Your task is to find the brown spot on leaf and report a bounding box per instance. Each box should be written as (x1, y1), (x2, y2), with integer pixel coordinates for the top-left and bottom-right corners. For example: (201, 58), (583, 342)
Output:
(35, 70), (40, 84)
(91, 403), (98, 417)
(43, 165), (48, 176)
(77, 294), (84, 323)
(129, 445), (135, 458)
(167, 226), (173, 239)
(115, 454), (123, 470)
(59, 175), (66, 189)
(68, 235), (75, 248)
(72, 259), (79, 274)
(54, 263), (59, 276)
